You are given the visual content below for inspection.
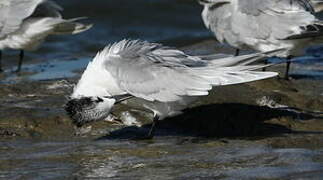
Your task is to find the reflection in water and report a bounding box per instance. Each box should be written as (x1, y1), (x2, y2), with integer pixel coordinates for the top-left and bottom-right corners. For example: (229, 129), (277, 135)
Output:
(75, 142), (323, 179)
(1, 137), (323, 179)
(78, 156), (120, 179)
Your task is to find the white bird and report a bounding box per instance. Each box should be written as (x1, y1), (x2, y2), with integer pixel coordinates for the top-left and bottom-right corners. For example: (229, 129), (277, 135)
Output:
(65, 39), (281, 138)
(0, 0), (92, 72)
(200, 0), (323, 79)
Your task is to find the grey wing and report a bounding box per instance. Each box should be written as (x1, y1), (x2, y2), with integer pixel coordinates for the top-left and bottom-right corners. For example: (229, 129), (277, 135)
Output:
(235, 0), (319, 41)
(103, 41), (213, 102)
(0, 0), (46, 39)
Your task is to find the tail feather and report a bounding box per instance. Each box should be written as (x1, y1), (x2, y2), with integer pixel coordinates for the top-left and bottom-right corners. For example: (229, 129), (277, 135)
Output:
(52, 17), (93, 35)
(190, 49), (283, 86)
(198, 54), (232, 60)
(283, 22), (323, 40)
(205, 48), (283, 68)
(311, 0), (323, 12)
(198, 71), (278, 86)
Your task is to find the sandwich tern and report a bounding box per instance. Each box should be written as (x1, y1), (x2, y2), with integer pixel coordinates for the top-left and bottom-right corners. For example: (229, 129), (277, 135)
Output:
(200, 0), (323, 79)
(65, 39), (282, 138)
(0, 0), (92, 72)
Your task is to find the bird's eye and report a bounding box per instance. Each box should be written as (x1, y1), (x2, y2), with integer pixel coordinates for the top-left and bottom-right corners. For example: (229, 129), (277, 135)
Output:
(95, 97), (103, 102)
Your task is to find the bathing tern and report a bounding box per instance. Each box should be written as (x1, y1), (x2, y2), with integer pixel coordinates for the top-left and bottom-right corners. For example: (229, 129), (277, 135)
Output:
(65, 39), (282, 138)
(0, 0), (92, 72)
(200, 0), (323, 79)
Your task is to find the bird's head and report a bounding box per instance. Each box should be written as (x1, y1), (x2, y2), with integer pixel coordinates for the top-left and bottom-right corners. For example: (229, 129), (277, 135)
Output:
(65, 96), (116, 127)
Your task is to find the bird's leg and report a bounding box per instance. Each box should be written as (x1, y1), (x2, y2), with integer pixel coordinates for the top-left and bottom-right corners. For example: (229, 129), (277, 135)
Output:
(262, 58), (268, 71)
(146, 114), (159, 139)
(0, 50), (3, 72)
(234, 49), (240, 56)
(284, 55), (293, 80)
(16, 50), (24, 73)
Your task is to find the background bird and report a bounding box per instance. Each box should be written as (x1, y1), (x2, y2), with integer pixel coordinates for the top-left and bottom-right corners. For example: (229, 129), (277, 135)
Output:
(311, 0), (323, 12)
(0, 0), (92, 72)
(200, 0), (323, 79)
(65, 39), (282, 138)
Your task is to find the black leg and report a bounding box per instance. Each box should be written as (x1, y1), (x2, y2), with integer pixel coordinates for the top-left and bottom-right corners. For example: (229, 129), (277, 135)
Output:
(147, 114), (159, 139)
(0, 50), (2, 72)
(284, 56), (292, 80)
(16, 50), (24, 72)
(262, 59), (268, 71)
(234, 49), (240, 56)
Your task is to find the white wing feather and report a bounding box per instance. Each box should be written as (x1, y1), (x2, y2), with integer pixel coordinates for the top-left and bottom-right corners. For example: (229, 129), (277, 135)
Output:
(73, 40), (278, 102)
(0, 0), (44, 39)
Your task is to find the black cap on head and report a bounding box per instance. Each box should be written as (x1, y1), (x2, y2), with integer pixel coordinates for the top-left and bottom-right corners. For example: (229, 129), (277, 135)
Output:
(65, 97), (94, 127)
(65, 96), (115, 127)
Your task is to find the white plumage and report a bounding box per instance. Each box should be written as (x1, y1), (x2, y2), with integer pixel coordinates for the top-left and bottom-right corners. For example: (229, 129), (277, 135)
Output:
(0, 0), (92, 72)
(201, 0), (323, 57)
(69, 39), (280, 123)
(200, 0), (323, 78)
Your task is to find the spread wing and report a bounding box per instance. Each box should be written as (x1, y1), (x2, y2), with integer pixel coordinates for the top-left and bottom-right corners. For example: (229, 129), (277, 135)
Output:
(235, 0), (322, 40)
(0, 0), (62, 39)
(90, 40), (277, 102)
(102, 40), (213, 102)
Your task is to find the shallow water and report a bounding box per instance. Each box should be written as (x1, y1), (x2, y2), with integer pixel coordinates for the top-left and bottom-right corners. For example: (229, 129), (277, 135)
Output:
(1, 57), (90, 83)
(270, 56), (323, 80)
(1, 137), (323, 180)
